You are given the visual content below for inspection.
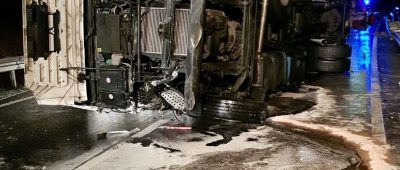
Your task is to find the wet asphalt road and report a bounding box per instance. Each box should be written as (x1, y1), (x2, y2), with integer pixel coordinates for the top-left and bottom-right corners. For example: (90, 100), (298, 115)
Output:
(0, 96), (161, 169)
(77, 20), (397, 169)
(376, 23), (400, 164)
(308, 21), (400, 165)
(0, 20), (399, 169)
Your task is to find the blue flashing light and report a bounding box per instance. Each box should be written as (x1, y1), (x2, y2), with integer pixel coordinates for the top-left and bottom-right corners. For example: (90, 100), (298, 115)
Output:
(364, 0), (369, 5)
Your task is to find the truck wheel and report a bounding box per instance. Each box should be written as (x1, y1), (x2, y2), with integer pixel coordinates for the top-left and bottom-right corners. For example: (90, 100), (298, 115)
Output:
(315, 58), (350, 73)
(202, 96), (268, 123)
(311, 45), (352, 61)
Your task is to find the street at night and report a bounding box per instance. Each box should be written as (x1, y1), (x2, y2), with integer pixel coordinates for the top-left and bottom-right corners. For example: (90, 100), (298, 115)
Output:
(1, 0), (400, 169)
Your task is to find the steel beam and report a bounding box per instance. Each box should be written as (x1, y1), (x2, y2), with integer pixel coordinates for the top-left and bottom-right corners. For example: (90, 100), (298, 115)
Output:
(184, 0), (205, 116)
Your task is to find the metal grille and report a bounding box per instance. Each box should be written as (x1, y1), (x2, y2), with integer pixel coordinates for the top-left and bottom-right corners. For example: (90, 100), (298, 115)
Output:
(141, 8), (189, 57)
(161, 89), (185, 110)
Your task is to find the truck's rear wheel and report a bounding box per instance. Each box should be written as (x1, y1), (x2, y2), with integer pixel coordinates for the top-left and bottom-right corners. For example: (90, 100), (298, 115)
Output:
(315, 58), (350, 73)
(311, 45), (352, 61)
(202, 96), (268, 123)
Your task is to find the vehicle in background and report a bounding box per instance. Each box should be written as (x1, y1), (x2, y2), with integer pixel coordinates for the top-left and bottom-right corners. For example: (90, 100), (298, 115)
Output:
(350, 0), (369, 29)
(389, 7), (400, 22)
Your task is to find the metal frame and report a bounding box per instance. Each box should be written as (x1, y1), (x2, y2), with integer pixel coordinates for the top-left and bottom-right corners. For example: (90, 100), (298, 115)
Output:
(184, 0), (206, 115)
(0, 57), (24, 73)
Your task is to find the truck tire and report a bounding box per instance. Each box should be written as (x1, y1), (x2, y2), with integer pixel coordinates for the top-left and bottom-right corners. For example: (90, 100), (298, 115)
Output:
(315, 58), (350, 73)
(202, 96), (268, 123)
(311, 45), (352, 61)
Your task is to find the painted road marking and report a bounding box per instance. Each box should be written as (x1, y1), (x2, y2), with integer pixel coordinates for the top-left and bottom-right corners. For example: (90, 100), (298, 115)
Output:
(0, 96), (36, 108)
(68, 119), (169, 170)
(370, 22), (387, 144)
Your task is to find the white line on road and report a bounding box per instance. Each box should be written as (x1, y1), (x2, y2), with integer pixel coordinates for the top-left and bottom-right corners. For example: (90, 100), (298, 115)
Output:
(370, 22), (387, 144)
(67, 119), (169, 170)
(0, 96), (35, 108)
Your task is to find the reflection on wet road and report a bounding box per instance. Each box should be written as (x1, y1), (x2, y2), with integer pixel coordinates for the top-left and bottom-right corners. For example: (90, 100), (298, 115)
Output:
(0, 98), (160, 169)
(309, 21), (400, 165)
(0, 20), (399, 169)
(308, 28), (377, 125)
(376, 22), (400, 165)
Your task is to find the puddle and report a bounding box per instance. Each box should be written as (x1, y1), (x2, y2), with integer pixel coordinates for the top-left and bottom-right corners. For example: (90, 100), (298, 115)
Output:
(205, 123), (258, 146)
(247, 138), (259, 142)
(203, 96), (316, 146)
(127, 138), (153, 147)
(0, 99), (160, 168)
(126, 138), (180, 153)
(268, 97), (316, 116)
(153, 144), (181, 153)
(187, 137), (204, 142)
(128, 96), (317, 148)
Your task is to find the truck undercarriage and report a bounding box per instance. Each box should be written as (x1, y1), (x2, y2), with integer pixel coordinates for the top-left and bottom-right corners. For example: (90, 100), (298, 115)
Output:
(25, 0), (352, 122)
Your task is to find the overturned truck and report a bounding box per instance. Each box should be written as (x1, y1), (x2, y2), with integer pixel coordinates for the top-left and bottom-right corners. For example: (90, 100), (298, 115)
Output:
(25, 0), (352, 122)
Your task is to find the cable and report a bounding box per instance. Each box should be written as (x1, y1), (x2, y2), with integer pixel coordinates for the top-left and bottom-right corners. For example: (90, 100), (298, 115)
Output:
(173, 110), (185, 124)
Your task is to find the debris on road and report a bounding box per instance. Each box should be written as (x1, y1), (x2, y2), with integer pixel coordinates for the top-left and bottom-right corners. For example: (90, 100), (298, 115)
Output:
(97, 129), (140, 140)
(158, 126), (192, 130)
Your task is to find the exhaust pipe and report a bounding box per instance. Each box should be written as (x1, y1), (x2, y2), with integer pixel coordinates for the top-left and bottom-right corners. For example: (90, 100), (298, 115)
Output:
(254, 0), (269, 87)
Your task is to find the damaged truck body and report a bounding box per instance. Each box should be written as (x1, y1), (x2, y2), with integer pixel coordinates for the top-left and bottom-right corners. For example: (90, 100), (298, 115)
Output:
(20, 0), (353, 122)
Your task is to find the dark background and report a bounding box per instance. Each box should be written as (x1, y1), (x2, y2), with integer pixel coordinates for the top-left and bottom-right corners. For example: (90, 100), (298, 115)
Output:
(369, 0), (399, 13)
(0, 1), (23, 57)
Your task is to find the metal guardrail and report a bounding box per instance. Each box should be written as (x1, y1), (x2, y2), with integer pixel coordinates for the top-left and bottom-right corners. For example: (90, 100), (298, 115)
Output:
(388, 21), (400, 48)
(0, 56), (24, 88)
(0, 56), (24, 73)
